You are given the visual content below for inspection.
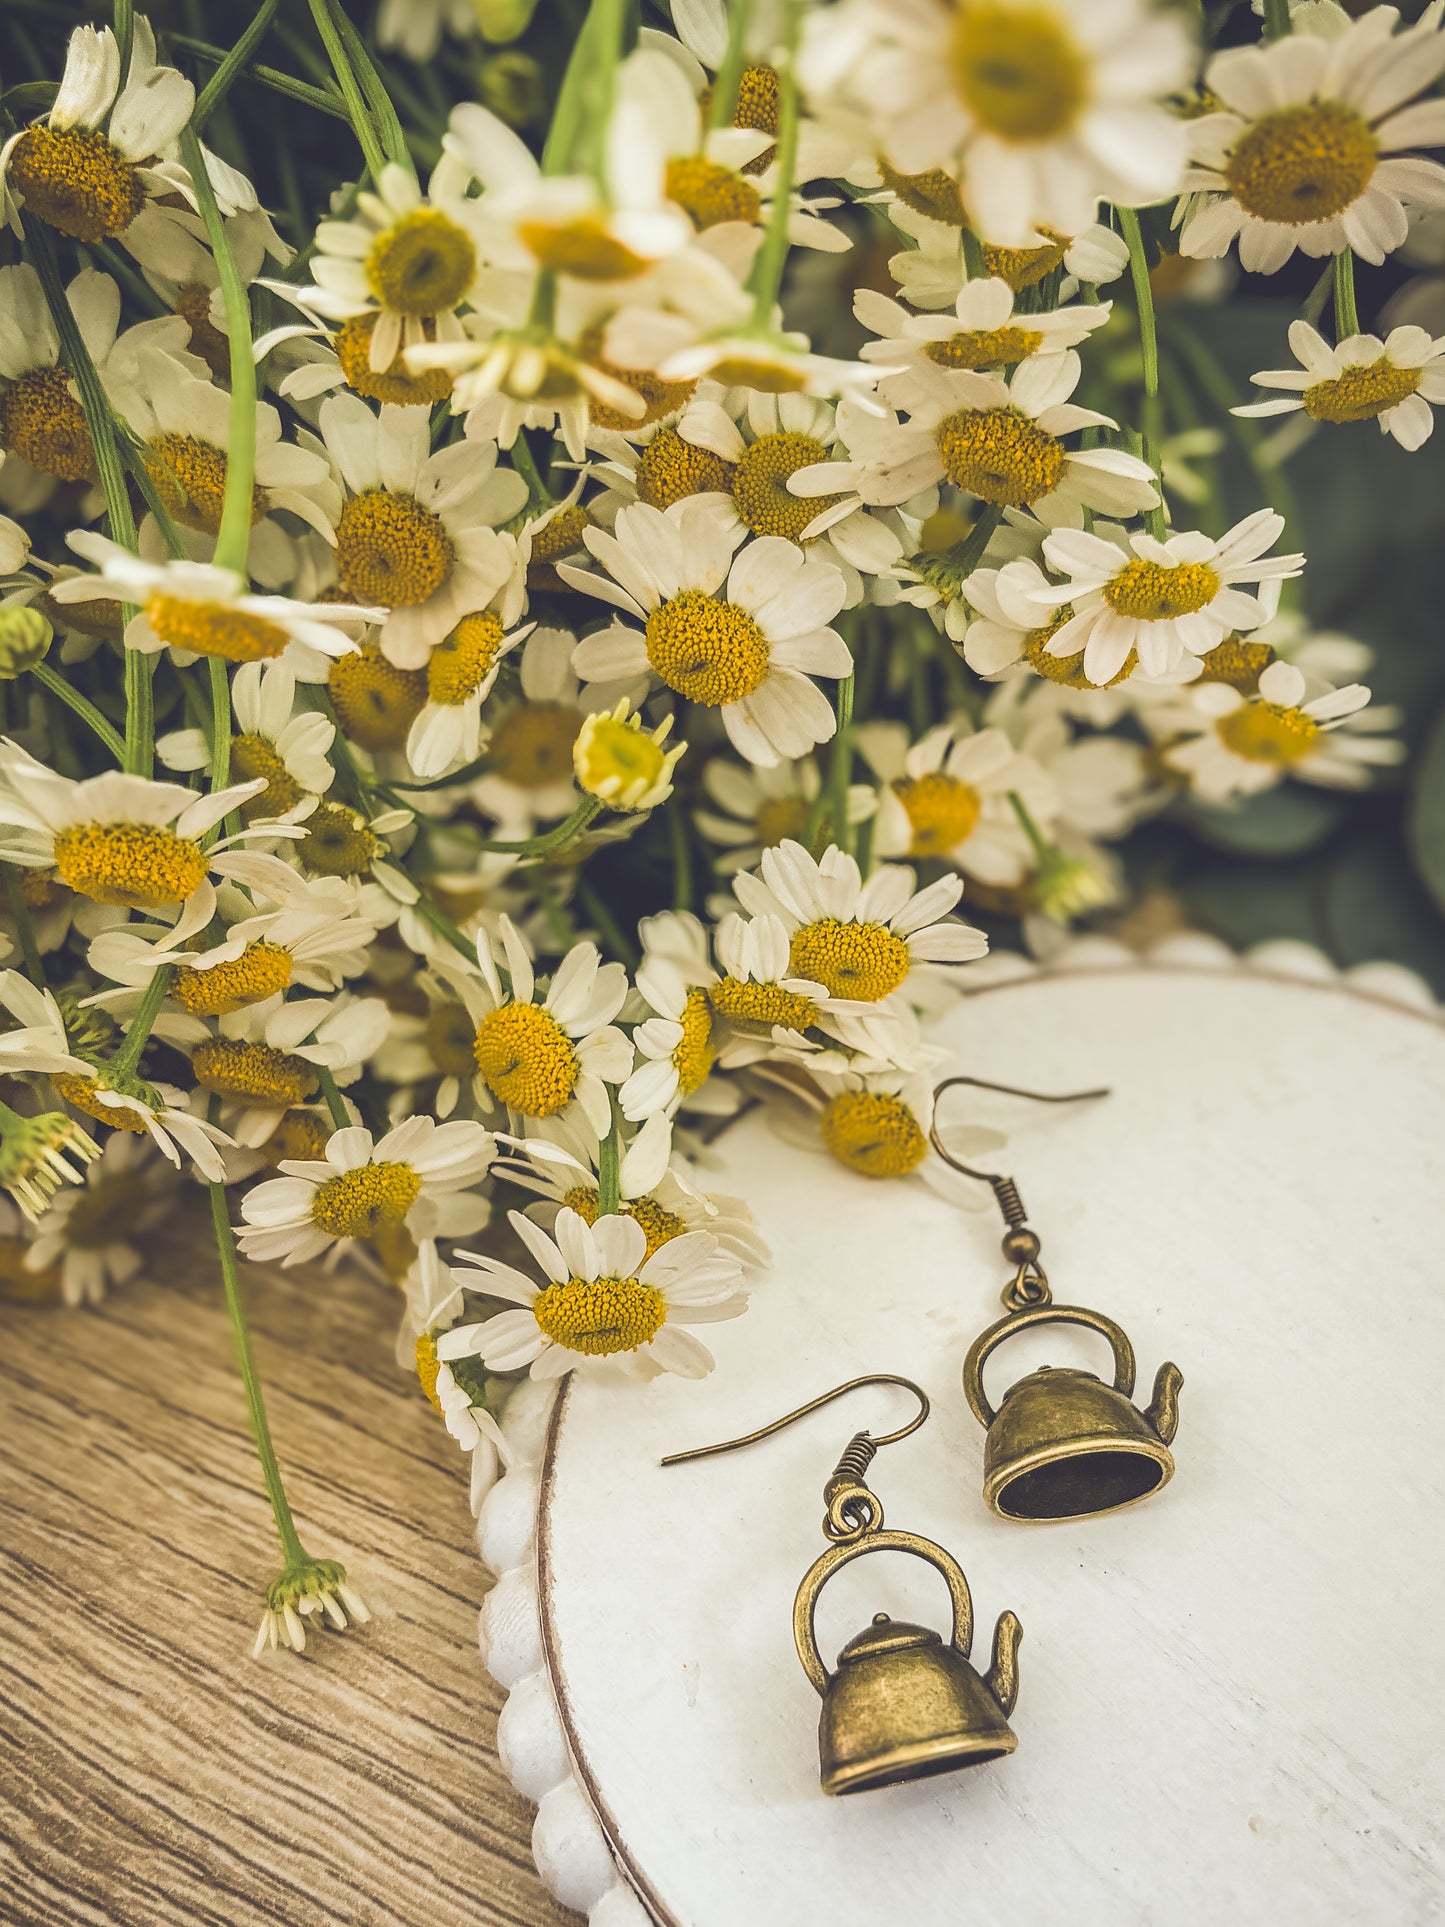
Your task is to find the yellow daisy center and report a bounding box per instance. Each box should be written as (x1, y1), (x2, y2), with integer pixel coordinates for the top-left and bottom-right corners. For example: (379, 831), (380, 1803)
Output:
(926, 324), (1043, 370)
(1216, 701), (1321, 765)
(310, 1160), (423, 1238)
(1199, 637), (1273, 693)
(20, 870), (64, 909)
(488, 700), (584, 788)
(732, 431), (842, 542)
(143, 591), (290, 664)
(41, 584), (124, 641)
(52, 822), (208, 909)
(365, 207), (477, 314)
(1303, 356), (1421, 424)
(416, 1329), (443, 1410)
(518, 216), (651, 281)
(893, 771), (981, 857)
(192, 1039), (320, 1107)
(173, 282), (231, 383)
(261, 1109), (331, 1167)
(789, 917), (911, 1002)
(672, 986), (716, 1096)
(473, 1001), (579, 1116)
(335, 312), (453, 405)
(879, 160), (964, 225)
(147, 433), (267, 535)
(575, 713), (670, 806)
(427, 611), (505, 705)
(1104, 558), (1220, 621)
(231, 731), (303, 821)
(9, 125), (144, 241)
(820, 1090), (928, 1179)
(337, 490), (454, 608)
(982, 231), (1070, 290)
(936, 406), (1064, 505)
(329, 646), (427, 751)
(50, 1073), (152, 1135)
(171, 941), (294, 1017)
(709, 974), (819, 1034)
(949, 3), (1087, 143)
(753, 794), (812, 849)
(424, 1000), (478, 1078)
(1022, 610), (1137, 688)
(579, 327), (697, 432)
(532, 1274), (668, 1356)
(732, 63), (782, 173)
(665, 157), (761, 231)
(706, 354), (810, 393)
(527, 504), (591, 588)
(297, 802), (382, 877)
(646, 591), (770, 706)
(635, 426), (736, 508)
(0, 366), (93, 480)
(562, 1185), (690, 1260)
(1224, 102), (1376, 227)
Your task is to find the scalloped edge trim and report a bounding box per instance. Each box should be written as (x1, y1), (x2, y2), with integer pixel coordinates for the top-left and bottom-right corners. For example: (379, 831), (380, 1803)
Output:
(472, 938), (1441, 1925)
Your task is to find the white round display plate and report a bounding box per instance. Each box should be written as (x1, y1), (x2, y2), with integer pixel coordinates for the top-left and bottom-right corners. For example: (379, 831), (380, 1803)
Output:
(503, 952), (1445, 1926)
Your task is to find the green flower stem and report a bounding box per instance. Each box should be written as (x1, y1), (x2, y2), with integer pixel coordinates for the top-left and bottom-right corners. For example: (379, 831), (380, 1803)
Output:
(596, 1098), (621, 1217)
(192, 0), (281, 130)
(316, 1064), (352, 1131)
(306, 0), (388, 177)
(108, 963), (175, 1080)
(1333, 250), (1359, 340)
(669, 800), (693, 913)
(409, 887), (486, 966)
(209, 1182), (308, 1569)
(385, 753), (493, 793)
(710, 0), (756, 129)
(1300, 260), (1334, 329)
(576, 874), (638, 969)
(23, 215), (154, 776)
(1263, 0), (1292, 38)
(1117, 205), (1167, 539)
(508, 430), (556, 511)
(474, 798), (602, 855)
(2, 867), (45, 988)
(30, 664), (126, 761)
(322, 0), (410, 172)
(177, 123), (256, 581)
(542, 0), (627, 182)
(747, 0), (801, 324)
(1007, 789), (1053, 867)
(960, 226), (985, 280)
(168, 34), (352, 123)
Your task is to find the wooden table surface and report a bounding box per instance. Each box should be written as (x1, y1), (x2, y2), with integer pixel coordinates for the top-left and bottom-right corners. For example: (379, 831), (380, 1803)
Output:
(0, 1217), (574, 1927)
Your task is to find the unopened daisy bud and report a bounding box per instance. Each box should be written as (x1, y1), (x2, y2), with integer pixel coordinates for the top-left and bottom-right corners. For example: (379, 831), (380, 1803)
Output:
(253, 1556), (371, 1659)
(0, 1104), (102, 1221)
(0, 606), (52, 678)
(1032, 849), (1114, 925)
(469, 0), (540, 47)
(573, 703), (686, 812)
(478, 50), (546, 127)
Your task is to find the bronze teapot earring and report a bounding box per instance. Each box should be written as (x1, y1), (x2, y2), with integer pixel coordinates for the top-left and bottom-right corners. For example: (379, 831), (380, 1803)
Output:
(931, 1078), (1184, 1526)
(663, 1376), (1023, 1796)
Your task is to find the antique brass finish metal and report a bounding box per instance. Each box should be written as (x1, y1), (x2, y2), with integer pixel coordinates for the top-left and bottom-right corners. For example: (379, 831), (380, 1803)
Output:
(934, 1077), (1184, 1524)
(663, 1376), (1023, 1797)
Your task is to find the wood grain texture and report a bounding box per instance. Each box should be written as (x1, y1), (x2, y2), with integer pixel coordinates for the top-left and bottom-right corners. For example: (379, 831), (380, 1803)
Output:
(0, 1219), (576, 1927)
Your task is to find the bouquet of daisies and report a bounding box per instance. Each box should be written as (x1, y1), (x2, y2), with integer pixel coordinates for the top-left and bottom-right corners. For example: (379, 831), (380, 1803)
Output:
(0, 0), (1437, 1653)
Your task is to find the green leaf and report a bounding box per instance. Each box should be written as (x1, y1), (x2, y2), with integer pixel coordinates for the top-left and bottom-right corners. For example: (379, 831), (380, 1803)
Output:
(1177, 784), (1347, 859)
(1407, 703), (1445, 917)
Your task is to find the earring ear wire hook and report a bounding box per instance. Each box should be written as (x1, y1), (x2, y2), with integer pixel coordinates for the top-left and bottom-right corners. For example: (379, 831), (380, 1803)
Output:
(928, 1074), (1111, 1186)
(660, 1374), (930, 1468)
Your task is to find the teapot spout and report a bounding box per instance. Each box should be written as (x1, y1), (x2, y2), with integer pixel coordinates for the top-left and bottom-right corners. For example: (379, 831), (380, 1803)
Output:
(1145, 1361), (1184, 1445)
(985, 1610), (1023, 1717)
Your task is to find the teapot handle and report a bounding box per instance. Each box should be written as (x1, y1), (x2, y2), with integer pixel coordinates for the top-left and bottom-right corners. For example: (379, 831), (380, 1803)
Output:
(792, 1527), (974, 1697)
(962, 1302), (1137, 1430)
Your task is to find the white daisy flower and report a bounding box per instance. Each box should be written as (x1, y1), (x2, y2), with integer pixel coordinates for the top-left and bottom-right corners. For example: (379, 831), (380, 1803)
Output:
(316, 395), (528, 667)
(417, 1318), (513, 1517)
(732, 837), (988, 1010)
(1179, 7), (1445, 272)
(0, 263), (202, 487)
(881, 198), (1129, 311)
(562, 496), (852, 768)
(138, 204), (290, 383)
(465, 626), (588, 833)
(982, 677), (1158, 843)
(693, 752), (875, 875)
(442, 1203), (747, 1381)
(0, 743), (292, 925)
(124, 357), (340, 589)
(1234, 319), (1445, 451)
(155, 659), (337, 826)
(1162, 660), (1403, 801)
(377, 0), (481, 61)
(192, 992), (393, 1144)
(404, 607), (534, 781)
(837, 353), (1160, 521)
(454, 916), (633, 1135)
(237, 1116), (496, 1267)
(854, 720), (1042, 886)
(618, 910), (721, 1122)
(50, 532), (380, 668)
(1022, 511), (1306, 685)
(24, 1133), (171, 1307)
(801, 0), (1193, 245)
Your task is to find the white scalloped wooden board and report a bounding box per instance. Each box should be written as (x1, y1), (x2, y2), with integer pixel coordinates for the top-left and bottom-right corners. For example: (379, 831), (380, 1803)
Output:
(476, 939), (1445, 1925)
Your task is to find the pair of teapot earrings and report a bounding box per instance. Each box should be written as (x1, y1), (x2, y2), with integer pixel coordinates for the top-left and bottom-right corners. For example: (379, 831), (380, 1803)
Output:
(663, 1077), (1184, 1798)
